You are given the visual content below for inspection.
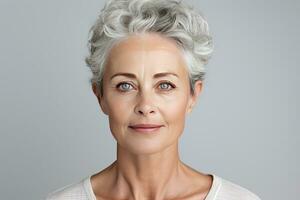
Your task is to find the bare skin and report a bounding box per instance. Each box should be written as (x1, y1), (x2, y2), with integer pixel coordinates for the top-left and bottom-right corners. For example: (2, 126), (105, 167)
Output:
(91, 32), (213, 200)
(90, 159), (213, 200)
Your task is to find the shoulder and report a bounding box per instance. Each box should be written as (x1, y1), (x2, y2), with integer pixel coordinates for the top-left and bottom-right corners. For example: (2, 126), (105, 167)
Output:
(46, 177), (89, 200)
(214, 175), (262, 200)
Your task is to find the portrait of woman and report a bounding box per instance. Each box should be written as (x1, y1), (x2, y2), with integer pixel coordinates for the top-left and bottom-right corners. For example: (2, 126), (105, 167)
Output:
(2, 0), (299, 198)
(44, 0), (262, 199)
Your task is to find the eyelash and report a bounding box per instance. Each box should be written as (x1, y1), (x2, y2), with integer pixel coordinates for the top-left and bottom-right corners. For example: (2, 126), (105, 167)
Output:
(116, 81), (176, 92)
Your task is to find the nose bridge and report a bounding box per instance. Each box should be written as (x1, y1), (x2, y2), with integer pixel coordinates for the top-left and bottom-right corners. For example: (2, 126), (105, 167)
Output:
(134, 84), (156, 115)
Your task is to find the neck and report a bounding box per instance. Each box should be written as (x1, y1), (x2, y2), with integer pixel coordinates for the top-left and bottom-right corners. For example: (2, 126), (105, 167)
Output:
(112, 141), (188, 200)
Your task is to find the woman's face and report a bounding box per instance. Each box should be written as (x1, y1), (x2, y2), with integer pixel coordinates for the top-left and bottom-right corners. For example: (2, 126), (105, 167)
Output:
(93, 33), (202, 155)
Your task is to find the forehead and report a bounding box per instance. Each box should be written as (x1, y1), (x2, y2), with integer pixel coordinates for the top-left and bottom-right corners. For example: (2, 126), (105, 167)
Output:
(105, 33), (188, 75)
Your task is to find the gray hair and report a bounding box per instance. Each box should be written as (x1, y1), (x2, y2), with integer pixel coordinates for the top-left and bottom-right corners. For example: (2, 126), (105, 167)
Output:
(85, 0), (213, 96)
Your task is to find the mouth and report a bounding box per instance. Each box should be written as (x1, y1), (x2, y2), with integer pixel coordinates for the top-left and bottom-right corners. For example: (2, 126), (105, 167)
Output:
(128, 124), (164, 133)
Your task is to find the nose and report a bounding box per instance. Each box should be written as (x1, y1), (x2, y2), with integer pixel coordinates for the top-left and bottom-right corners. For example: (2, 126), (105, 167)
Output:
(134, 92), (156, 116)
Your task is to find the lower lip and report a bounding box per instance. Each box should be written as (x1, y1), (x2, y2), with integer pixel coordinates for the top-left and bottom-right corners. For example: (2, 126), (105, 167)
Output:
(129, 126), (162, 133)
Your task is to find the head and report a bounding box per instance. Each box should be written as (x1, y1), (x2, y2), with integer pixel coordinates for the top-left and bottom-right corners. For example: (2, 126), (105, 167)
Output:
(85, 0), (213, 155)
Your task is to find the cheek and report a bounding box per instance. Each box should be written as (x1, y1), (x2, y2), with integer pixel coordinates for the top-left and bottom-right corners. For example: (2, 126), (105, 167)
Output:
(104, 93), (135, 138)
(106, 101), (130, 140)
(162, 90), (189, 117)
(106, 95), (132, 123)
(160, 93), (189, 139)
(168, 101), (187, 126)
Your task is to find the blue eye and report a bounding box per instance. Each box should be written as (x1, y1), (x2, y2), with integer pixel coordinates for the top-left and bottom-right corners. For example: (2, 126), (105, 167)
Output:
(159, 82), (175, 90)
(116, 82), (134, 92)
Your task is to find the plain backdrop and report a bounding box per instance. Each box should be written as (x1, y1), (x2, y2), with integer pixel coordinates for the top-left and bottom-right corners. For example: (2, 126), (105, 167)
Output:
(0, 0), (299, 199)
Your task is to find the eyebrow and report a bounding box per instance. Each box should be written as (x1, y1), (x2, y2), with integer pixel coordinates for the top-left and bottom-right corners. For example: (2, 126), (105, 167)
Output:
(110, 72), (179, 80)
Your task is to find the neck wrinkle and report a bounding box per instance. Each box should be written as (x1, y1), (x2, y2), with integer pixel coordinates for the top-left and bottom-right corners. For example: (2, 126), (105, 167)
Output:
(113, 141), (184, 200)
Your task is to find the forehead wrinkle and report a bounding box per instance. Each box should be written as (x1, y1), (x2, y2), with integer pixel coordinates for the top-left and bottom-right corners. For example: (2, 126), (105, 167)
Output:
(108, 34), (188, 84)
(109, 50), (186, 87)
(110, 72), (179, 84)
(110, 49), (184, 70)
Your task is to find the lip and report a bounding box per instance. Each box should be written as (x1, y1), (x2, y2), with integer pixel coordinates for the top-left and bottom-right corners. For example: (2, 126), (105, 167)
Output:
(129, 124), (163, 128)
(129, 124), (164, 133)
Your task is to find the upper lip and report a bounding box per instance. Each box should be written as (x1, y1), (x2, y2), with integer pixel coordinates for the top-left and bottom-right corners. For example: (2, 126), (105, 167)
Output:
(129, 124), (163, 128)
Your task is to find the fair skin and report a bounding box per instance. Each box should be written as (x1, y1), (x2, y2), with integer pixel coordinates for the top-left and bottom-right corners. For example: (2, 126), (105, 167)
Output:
(91, 33), (213, 200)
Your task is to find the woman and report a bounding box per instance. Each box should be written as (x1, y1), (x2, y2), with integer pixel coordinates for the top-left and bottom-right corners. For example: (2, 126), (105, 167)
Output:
(46, 0), (261, 199)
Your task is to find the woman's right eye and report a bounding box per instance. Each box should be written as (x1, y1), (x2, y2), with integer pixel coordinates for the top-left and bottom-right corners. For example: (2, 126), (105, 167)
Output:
(116, 82), (134, 92)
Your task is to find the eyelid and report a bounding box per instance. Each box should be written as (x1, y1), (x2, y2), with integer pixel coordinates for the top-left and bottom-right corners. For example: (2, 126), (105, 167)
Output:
(158, 80), (175, 87)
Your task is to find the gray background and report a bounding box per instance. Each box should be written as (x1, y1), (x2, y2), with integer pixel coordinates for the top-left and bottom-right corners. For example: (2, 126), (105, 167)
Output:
(0, 0), (298, 199)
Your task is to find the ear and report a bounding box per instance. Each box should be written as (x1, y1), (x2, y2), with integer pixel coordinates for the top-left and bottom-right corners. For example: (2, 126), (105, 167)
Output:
(186, 80), (203, 114)
(92, 83), (108, 115)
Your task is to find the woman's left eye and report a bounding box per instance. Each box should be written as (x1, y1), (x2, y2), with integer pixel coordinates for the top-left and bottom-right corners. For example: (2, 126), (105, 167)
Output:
(159, 82), (175, 90)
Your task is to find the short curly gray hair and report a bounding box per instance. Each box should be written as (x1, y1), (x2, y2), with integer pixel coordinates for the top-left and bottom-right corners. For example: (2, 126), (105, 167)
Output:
(85, 0), (213, 96)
